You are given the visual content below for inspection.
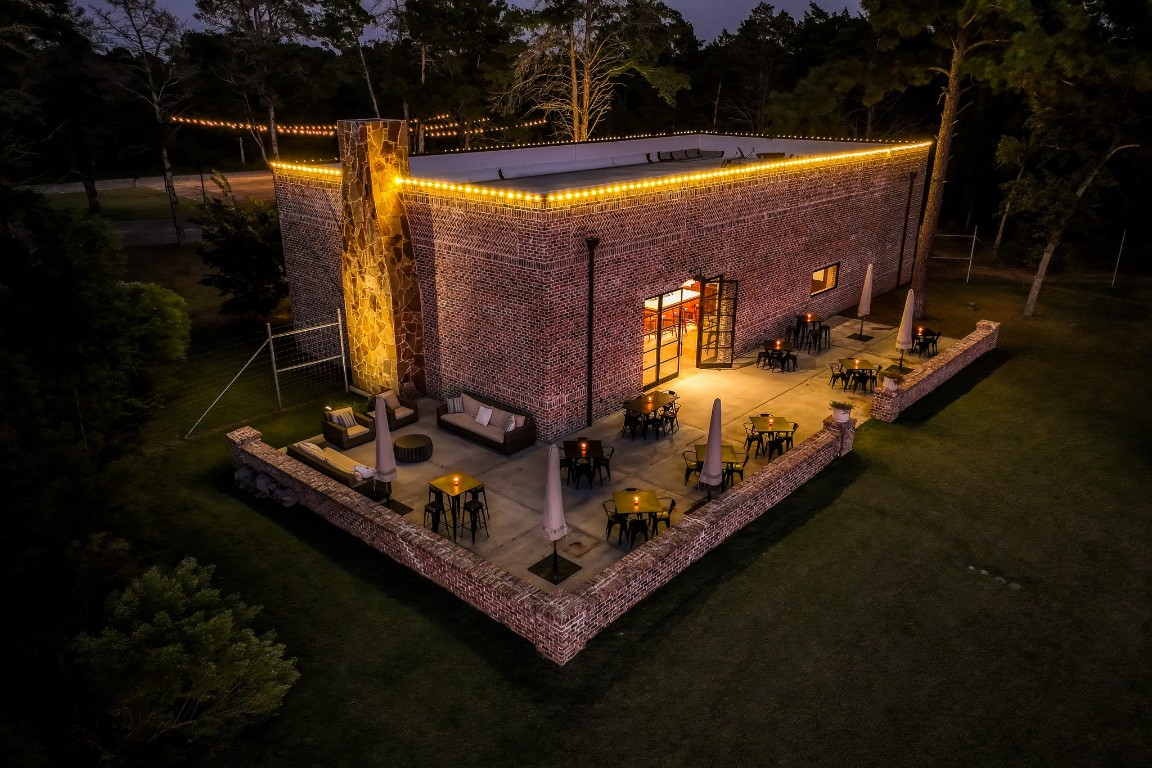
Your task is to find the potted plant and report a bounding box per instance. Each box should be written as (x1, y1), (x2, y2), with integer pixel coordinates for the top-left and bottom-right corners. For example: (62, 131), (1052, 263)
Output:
(882, 371), (903, 391)
(830, 400), (853, 422)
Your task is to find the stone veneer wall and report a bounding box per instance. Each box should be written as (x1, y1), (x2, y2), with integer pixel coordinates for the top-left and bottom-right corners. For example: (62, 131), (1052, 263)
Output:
(871, 320), (1001, 422)
(406, 147), (928, 441)
(337, 120), (426, 396)
(274, 169), (344, 344)
(227, 418), (855, 665)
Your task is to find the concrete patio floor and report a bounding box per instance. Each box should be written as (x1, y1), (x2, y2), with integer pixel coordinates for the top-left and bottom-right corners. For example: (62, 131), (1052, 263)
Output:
(331, 315), (952, 593)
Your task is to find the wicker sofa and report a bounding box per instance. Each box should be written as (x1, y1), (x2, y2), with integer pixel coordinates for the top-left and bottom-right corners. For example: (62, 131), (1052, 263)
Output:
(285, 438), (389, 501)
(436, 392), (537, 454)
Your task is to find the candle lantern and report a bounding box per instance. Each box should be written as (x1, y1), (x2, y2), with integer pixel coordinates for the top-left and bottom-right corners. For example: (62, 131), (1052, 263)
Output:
(452, 475), (460, 486)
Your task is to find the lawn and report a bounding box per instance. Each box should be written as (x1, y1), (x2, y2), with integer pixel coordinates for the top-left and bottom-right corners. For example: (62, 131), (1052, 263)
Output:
(116, 266), (1151, 767)
(50, 186), (185, 220)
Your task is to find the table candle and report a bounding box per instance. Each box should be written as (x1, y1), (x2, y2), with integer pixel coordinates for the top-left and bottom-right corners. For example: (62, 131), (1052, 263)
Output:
(769, 417), (774, 426)
(806, 313), (812, 321)
(452, 475), (459, 486)
(918, 326), (923, 335)
(775, 340), (781, 349)
(633, 495), (639, 506)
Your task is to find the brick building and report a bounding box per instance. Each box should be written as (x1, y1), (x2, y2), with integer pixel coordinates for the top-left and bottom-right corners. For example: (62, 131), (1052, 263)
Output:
(273, 119), (931, 442)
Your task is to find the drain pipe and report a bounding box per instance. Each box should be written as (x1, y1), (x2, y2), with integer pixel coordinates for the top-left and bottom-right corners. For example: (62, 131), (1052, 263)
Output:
(896, 171), (917, 285)
(585, 236), (599, 427)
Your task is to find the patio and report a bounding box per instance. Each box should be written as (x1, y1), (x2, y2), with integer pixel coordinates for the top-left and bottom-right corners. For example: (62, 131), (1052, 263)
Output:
(331, 314), (955, 592)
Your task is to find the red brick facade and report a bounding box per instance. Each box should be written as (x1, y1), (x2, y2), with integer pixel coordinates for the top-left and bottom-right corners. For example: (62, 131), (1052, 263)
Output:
(406, 147), (927, 440)
(871, 320), (1000, 422)
(274, 135), (929, 440)
(228, 417), (856, 664)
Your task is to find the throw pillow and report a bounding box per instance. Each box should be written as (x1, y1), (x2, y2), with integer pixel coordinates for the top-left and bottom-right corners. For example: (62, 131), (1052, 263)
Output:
(514, 414), (526, 429)
(447, 396), (464, 414)
(353, 465), (374, 480)
(329, 407), (356, 428)
(461, 393), (481, 417)
(475, 405), (493, 426)
(505, 414), (517, 432)
(296, 441), (325, 460)
(381, 390), (402, 411)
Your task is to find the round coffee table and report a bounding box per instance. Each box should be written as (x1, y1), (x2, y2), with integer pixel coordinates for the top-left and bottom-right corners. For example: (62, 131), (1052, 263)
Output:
(394, 433), (433, 463)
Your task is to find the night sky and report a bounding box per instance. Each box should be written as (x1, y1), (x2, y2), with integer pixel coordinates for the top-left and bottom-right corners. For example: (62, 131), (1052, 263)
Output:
(136, 0), (861, 46)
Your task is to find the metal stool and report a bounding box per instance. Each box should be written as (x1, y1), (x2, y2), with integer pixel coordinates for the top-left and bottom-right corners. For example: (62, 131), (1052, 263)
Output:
(462, 486), (489, 544)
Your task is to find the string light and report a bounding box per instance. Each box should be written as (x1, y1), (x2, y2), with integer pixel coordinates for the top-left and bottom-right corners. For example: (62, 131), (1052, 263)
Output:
(396, 141), (931, 208)
(269, 161), (342, 177)
(172, 115), (336, 136)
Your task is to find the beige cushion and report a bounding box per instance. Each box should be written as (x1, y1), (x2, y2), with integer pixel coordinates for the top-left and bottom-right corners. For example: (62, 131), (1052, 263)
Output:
(295, 441), (326, 460)
(393, 406), (414, 421)
(461, 393), (481, 417)
(472, 421), (508, 442)
(515, 414), (526, 429)
(475, 405), (493, 426)
(322, 448), (359, 473)
(345, 424), (369, 438)
(381, 390), (402, 411)
(442, 412), (507, 443)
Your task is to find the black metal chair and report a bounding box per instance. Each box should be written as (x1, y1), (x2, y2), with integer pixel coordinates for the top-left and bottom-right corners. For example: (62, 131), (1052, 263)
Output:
(683, 450), (702, 484)
(622, 408), (643, 439)
(660, 402), (680, 434)
(784, 422), (798, 451)
(744, 423), (765, 457)
(729, 452), (750, 483)
(829, 362), (848, 389)
(424, 488), (446, 534)
(651, 497), (676, 536)
(593, 446), (615, 484)
(603, 500), (627, 544)
(462, 486), (489, 544)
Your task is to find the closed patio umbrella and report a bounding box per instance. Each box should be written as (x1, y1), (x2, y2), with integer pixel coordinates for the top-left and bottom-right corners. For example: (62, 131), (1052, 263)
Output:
(699, 398), (724, 492)
(851, 263), (875, 340)
(896, 289), (915, 372)
(373, 393), (397, 488)
(532, 443), (580, 584)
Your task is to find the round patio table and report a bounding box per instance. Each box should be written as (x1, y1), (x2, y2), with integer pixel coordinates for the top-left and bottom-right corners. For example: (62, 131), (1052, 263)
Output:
(394, 433), (433, 463)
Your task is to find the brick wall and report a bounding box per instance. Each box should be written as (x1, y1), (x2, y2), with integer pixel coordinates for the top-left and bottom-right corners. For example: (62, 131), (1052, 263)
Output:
(228, 417), (855, 664)
(870, 320), (1000, 422)
(406, 147), (928, 440)
(274, 170), (346, 357)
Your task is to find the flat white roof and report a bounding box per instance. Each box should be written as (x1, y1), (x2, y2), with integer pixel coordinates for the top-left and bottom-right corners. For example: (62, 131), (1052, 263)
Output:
(407, 133), (905, 193)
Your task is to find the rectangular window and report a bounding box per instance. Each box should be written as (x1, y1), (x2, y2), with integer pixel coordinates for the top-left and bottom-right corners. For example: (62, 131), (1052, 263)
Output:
(810, 263), (839, 295)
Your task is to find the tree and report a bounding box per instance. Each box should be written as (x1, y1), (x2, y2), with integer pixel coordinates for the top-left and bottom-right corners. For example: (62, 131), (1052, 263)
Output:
(194, 0), (315, 162)
(89, 0), (190, 245)
(315, 0), (395, 119)
(865, 0), (1034, 318)
(995, 1), (1151, 316)
(72, 557), (299, 762)
(504, 0), (688, 142)
(196, 172), (287, 317)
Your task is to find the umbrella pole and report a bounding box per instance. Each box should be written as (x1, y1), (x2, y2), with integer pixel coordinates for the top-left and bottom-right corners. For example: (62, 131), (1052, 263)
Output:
(858, 316), (865, 337)
(899, 349), (905, 371)
(552, 541), (558, 574)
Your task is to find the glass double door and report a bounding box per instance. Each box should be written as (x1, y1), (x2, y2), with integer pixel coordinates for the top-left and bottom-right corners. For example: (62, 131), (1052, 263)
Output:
(642, 277), (737, 389)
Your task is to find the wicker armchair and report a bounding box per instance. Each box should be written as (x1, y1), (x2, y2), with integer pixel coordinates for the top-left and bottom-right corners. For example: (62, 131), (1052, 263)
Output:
(379, 389), (420, 431)
(322, 408), (376, 449)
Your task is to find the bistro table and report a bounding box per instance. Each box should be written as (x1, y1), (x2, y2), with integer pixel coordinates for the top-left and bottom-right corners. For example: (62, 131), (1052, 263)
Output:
(625, 391), (677, 438)
(694, 443), (740, 489)
(759, 339), (795, 370)
(563, 439), (604, 487)
(612, 489), (662, 517)
(913, 327), (939, 357)
(839, 357), (878, 393)
(428, 471), (484, 541)
(750, 415), (793, 458)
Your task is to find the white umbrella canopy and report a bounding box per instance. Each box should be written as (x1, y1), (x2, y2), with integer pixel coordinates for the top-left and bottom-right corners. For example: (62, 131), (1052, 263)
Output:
(699, 398), (724, 487)
(858, 263), (874, 318)
(896, 289), (916, 351)
(542, 444), (568, 542)
(373, 393), (397, 483)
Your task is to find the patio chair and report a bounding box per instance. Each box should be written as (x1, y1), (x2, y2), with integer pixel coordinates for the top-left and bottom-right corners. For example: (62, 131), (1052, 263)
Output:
(424, 488), (446, 534)
(829, 362), (848, 389)
(744, 423), (765, 457)
(604, 500), (628, 544)
(784, 423), (798, 451)
(765, 433), (787, 461)
(594, 446), (615, 483)
(729, 452), (750, 483)
(651, 497), (676, 536)
(683, 450), (702, 484)
(322, 407), (376, 449)
(622, 408), (643, 439)
(462, 486), (489, 544)
(660, 402), (680, 434)
(627, 516), (651, 548)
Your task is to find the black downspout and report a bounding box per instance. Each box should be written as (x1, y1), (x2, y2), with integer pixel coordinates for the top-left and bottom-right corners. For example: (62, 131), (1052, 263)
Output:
(585, 237), (599, 428)
(896, 171), (917, 285)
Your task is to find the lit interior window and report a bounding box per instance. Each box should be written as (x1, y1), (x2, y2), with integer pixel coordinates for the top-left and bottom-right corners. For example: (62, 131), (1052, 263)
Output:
(811, 264), (839, 295)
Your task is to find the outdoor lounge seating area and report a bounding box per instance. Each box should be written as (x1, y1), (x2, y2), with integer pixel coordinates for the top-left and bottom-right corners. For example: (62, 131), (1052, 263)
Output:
(268, 314), (956, 592)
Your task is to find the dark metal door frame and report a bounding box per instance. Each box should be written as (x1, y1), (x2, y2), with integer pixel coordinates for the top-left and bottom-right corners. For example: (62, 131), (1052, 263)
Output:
(642, 290), (684, 390)
(696, 276), (738, 369)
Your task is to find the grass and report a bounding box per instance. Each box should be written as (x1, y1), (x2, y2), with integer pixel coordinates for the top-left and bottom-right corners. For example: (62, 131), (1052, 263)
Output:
(113, 266), (1152, 767)
(50, 186), (183, 220)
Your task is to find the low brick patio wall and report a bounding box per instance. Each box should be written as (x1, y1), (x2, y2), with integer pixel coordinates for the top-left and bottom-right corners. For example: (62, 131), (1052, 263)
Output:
(870, 320), (1000, 423)
(228, 419), (856, 664)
